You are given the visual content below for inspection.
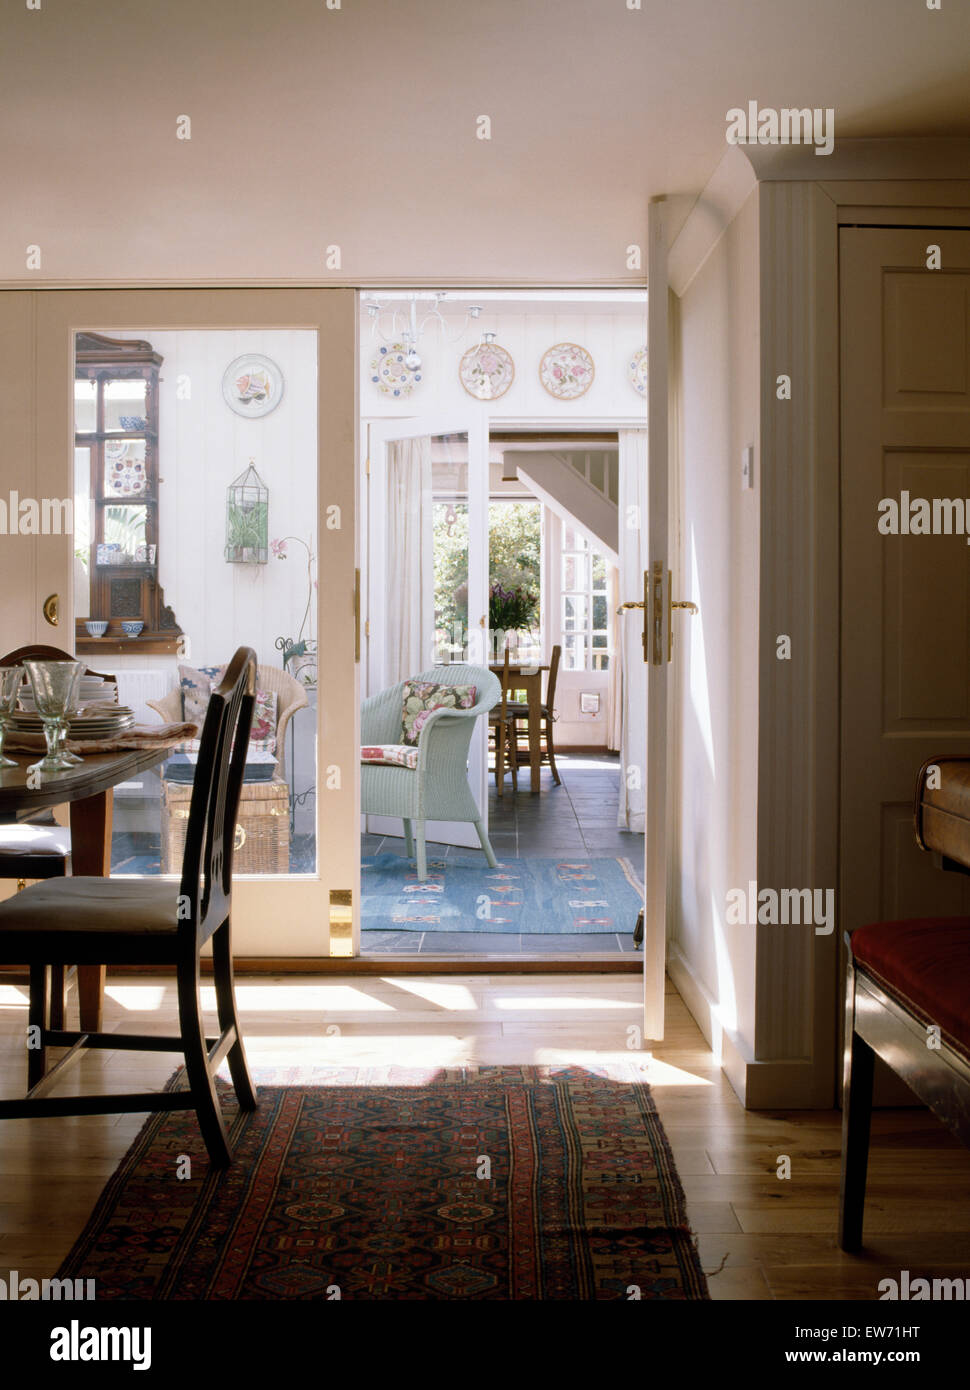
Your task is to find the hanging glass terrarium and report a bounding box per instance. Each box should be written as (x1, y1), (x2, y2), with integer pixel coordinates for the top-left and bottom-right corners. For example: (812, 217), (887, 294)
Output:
(225, 460), (268, 564)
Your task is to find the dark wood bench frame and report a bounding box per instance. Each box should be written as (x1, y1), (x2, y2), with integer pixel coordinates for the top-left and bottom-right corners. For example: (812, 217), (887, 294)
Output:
(839, 761), (970, 1251)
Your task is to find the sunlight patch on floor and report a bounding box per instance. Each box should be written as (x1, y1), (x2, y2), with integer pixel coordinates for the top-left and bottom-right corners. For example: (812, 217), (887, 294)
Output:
(104, 986), (167, 1012)
(379, 979), (478, 1011)
(492, 994), (635, 1010)
(213, 985), (396, 1012)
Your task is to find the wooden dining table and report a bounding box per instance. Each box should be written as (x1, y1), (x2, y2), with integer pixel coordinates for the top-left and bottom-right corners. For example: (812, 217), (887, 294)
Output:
(489, 663), (549, 794)
(0, 747), (171, 1032)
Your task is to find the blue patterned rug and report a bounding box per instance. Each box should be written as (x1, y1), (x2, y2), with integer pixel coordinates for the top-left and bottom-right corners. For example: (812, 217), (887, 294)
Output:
(361, 854), (644, 934)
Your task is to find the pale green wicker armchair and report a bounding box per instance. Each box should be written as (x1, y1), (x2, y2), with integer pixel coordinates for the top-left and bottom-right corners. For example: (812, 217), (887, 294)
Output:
(361, 663), (501, 881)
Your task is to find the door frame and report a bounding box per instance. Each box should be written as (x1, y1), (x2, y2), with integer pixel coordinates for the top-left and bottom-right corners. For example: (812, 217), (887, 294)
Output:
(0, 288), (359, 958)
(661, 155), (970, 1106)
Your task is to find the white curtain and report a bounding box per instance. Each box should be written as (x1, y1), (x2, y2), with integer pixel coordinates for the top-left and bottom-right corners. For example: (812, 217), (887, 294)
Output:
(616, 429), (648, 831)
(385, 436), (433, 684)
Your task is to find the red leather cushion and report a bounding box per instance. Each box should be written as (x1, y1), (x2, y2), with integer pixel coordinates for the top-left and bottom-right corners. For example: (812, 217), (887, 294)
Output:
(852, 918), (970, 1059)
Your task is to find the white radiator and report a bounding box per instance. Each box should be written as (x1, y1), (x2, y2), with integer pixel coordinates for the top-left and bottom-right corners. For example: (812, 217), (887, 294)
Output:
(113, 669), (174, 726)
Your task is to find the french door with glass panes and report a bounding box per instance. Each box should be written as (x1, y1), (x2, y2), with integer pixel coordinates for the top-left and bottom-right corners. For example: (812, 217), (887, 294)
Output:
(0, 289), (357, 957)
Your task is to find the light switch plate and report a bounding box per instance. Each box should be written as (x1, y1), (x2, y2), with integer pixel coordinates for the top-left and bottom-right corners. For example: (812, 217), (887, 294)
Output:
(742, 445), (755, 489)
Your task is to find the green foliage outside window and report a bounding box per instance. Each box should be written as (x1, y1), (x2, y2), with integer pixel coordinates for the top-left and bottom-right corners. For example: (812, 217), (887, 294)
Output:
(433, 501), (541, 649)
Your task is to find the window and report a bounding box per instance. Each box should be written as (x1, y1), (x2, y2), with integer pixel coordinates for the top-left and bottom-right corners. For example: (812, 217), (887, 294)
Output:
(561, 525), (610, 671)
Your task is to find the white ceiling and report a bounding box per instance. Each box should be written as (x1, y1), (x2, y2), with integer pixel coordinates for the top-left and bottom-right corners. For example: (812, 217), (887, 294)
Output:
(1, 0), (968, 284)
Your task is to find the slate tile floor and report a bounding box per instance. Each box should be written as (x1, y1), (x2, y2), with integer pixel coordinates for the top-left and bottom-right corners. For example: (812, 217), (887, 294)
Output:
(362, 752), (644, 956)
(108, 756), (644, 958)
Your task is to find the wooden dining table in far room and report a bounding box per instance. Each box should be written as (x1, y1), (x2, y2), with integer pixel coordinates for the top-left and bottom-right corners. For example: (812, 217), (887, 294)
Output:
(488, 662), (549, 794)
(0, 747), (171, 1032)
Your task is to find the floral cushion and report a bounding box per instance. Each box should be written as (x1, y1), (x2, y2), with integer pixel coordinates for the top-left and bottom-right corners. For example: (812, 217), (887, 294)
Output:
(178, 664), (277, 753)
(251, 689), (278, 750)
(400, 680), (477, 746)
(179, 664), (226, 727)
(361, 743), (419, 771)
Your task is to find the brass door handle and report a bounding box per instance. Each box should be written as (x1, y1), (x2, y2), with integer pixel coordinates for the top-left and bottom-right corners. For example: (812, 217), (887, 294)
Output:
(616, 600), (645, 614)
(42, 593), (59, 627)
(668, 584), (698, 661)
(354, 568), (361, 663)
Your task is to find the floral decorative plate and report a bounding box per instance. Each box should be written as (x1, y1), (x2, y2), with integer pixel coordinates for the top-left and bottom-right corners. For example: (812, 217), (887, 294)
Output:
(370, 344), (422, 398)
(539, 342), (595, 400)
(222, 354), (284, 418)
(107, 458), (146, 496)
(628, 346), (648, 397)
(459, 340), (515, 401)
(105, 442), (146, 496)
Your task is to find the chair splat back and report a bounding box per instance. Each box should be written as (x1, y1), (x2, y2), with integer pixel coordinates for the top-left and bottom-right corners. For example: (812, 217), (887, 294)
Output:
(179, 646), (257, 939)
(545, 643), (561, 710)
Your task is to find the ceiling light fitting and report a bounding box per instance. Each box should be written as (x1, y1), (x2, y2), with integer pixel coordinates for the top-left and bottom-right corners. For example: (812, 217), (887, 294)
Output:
(365, 292), (484, 371)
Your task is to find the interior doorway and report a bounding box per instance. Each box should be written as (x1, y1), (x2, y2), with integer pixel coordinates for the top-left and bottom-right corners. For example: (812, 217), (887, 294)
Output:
(358, 289), (649, 962)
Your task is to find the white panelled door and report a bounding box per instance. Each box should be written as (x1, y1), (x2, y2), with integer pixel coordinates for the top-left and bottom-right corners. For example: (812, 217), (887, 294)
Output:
(362, 412), (490, 848)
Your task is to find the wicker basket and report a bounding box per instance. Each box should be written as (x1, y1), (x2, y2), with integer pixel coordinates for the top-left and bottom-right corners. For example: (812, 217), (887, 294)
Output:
(161, 777), (290, 875)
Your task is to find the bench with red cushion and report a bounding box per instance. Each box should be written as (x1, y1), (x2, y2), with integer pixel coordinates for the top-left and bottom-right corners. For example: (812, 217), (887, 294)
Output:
(850, 918), (970, 1063)
(840, 757), (970, 1251)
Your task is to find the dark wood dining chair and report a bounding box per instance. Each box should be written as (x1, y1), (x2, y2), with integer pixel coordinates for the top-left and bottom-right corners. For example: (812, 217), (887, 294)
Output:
(508, 643), (562, 786)
(839, 755), (970, 1250)
(0, 645), (119, 1027)
(0, 646), (259, 1166)
(488, 645), (518, 797)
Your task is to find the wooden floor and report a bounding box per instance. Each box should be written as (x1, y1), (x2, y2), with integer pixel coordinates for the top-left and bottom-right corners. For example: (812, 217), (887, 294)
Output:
(1, 970), (968, 1301)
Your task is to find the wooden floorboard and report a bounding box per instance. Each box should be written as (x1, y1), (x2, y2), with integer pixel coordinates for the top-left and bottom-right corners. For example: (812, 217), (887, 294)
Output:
(1, 971), (968, 1299)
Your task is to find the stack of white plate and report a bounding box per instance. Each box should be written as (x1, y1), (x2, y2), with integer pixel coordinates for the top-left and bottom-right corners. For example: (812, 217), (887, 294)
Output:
(18, 675), (117, 713)
(9, 705), (135, 741)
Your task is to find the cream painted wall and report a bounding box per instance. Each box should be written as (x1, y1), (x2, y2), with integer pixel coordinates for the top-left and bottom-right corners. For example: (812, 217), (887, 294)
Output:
(89, 329), (319, 676)
(669, 188), (761, 1066)
(3, 3), (968, 287)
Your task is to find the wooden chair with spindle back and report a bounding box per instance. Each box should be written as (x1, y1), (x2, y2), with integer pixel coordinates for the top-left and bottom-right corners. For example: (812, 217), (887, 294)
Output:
(488, 643), (519, 797)
(0, 646), (260, 1166)
(507, 643), (562, 786)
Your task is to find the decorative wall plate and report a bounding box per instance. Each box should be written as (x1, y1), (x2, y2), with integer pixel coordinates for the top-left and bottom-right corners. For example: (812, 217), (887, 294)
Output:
(459, 340), (515, 401)
(370, 343), (422, 398)
(627, 346), (648, 397)
(106, 448), (146, 497)
(222, 354), (284, 418)
(539, 342), (595, 400)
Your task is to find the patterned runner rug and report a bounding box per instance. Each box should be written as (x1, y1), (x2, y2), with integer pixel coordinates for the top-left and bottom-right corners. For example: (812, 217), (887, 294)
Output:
(58, 1065), (708, 1300)
(362, 854), (644, 933)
